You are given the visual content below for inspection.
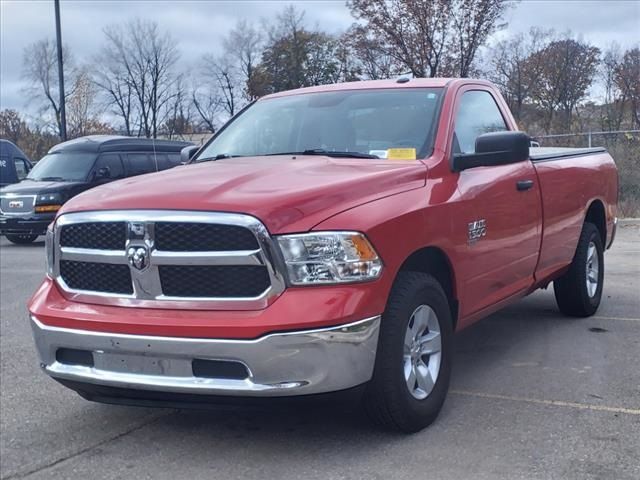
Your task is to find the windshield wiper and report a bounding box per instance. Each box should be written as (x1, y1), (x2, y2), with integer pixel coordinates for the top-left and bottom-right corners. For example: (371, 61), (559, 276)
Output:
(197, 153), (244, 162)
(266, 149), (379, 159)
(36, 176), (67, 181)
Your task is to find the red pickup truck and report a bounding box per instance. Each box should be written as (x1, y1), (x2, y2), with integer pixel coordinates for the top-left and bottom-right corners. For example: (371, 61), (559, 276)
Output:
(29, 78), (618, 432)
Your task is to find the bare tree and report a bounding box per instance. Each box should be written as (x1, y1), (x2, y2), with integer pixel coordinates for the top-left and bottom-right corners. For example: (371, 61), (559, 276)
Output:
(599, 44), (626, 132)
(94, 47), (136, 135)
(201, 55), (239, 118)
(223, 20), (263, 100)
(96, 19), (180, 138)
(21, 38), (74, 136)
(486, 28), (550, 122)
(450, 0), (510, 77)
(192, 83), (222, 133)
(163, 76), (194, 139)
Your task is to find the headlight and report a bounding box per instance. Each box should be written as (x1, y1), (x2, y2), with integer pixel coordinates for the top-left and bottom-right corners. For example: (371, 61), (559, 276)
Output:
(277, 232), (382, 285)
(45, 222), (55, 277)
(35, 193), (64, 213)
(37, 193), (63, 204)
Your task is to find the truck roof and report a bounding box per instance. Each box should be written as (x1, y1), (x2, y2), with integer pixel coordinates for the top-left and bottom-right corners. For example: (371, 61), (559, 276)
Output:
(261, 78), (494, 100)
(48, 135), (192, 154)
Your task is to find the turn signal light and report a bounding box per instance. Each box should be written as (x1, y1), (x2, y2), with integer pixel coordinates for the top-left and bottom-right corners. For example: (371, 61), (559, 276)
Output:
(35, 205), (62, 213)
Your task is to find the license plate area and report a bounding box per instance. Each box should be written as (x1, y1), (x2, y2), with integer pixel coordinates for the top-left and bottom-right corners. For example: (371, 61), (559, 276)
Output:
(94, 352), (192, 377)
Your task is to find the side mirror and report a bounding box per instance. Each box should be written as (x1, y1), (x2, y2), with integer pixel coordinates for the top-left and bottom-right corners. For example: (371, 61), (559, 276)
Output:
(180, 145), (199, 164)
(452, 131), (530, 172)
(95, 166), (111, 179)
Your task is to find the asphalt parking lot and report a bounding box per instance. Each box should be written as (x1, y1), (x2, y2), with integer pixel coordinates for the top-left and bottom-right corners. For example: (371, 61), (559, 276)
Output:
(1, 222), (638, 480)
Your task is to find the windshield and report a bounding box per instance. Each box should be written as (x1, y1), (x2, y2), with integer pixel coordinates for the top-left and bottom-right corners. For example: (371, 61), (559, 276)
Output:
(26, 152), (97, 182)
(196, 88), (443, 161)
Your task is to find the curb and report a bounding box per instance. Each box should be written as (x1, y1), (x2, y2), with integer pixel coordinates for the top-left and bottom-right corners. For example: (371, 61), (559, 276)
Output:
(619, 218), (640, 226)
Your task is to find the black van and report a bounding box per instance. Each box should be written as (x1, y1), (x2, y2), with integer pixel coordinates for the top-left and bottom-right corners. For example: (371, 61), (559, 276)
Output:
(0, 140), (33, 188)
(0, 135), (192, 244)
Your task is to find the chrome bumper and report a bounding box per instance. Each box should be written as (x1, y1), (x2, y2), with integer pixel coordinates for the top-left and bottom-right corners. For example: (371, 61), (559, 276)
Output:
(30, 315), (380, 397)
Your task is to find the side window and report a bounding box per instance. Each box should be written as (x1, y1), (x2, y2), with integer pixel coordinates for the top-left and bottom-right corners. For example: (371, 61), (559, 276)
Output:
(14, 158), (28, 180)
(125, 153), (154, 176)
(453, 91), (508, 154)
(93, 154), (124, 180)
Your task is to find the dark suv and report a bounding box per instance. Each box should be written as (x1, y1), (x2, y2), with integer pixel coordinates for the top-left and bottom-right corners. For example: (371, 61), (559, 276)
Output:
(0, 135), (192, 244)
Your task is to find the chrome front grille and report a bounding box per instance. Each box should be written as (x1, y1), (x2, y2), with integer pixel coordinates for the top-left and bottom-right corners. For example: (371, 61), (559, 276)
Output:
(52, 211), (286, 310)
(0, 194), (36, 215)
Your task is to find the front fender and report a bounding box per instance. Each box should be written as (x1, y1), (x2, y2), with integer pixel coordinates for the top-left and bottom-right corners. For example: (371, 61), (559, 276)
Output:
(312, 185), (464, 309)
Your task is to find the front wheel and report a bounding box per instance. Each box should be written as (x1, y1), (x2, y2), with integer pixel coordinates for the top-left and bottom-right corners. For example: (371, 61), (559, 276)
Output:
(364, 272), (453, 433)
(5, 234), (38, 244)
(553, 222), (604, 317)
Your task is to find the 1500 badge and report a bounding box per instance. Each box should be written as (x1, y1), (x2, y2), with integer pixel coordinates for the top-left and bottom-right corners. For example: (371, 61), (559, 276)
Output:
(468, 219), (487, 244)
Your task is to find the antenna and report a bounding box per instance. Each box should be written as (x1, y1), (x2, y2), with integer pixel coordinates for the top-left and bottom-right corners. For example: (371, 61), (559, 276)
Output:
(152, 136), (159, 172)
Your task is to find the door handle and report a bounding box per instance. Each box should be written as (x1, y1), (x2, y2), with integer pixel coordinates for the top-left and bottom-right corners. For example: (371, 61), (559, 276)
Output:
(516, 180), (534, 191)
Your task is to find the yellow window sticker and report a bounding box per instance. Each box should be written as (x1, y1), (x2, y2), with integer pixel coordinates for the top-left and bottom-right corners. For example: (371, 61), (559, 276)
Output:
(386, 148), (416, 160)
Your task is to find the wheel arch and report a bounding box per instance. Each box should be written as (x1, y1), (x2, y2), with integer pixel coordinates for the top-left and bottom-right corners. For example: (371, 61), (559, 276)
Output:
(585, 199), (606, 246)
(397, 246), (459, 330)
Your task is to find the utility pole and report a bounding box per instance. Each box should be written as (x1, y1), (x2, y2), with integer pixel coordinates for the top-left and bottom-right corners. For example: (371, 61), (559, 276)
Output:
(54, 0), (67, 141)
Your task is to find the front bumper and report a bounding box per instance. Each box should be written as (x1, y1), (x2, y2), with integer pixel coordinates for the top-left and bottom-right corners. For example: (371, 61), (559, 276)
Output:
(31, 315), (380, 397)
(0, 213), (54, 236)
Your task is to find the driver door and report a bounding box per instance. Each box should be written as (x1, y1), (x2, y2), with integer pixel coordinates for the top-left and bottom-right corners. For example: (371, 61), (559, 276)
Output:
(454, 88), (542, 319)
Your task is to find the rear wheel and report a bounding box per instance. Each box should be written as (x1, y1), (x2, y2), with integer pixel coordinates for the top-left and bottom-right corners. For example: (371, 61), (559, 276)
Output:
(5, 234), (38, 244)
(364, 272), (453, 433)
(553, 222), (604, 317)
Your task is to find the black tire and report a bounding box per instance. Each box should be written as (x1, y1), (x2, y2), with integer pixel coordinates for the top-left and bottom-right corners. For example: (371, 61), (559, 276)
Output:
(364, 271), (453, 433)
(5, 234), (38, 244)
(553, 222), (604, 317)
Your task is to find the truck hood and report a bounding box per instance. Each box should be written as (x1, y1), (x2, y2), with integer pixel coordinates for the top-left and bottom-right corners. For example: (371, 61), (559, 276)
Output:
(61, 155), (427, 233)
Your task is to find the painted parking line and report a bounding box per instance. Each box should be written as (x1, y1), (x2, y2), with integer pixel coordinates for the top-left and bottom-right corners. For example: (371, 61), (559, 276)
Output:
(492, 315), (640, 323)
(591, 316), (640, 322)
(450, 390), (640, 416)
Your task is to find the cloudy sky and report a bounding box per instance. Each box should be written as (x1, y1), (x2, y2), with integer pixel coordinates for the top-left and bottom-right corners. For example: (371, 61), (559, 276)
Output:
(1, 0), (639, 117)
